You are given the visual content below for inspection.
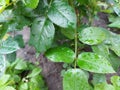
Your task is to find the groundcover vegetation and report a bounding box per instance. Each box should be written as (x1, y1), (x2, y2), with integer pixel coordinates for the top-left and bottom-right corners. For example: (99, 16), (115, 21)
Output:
(1, 0), (120, 90)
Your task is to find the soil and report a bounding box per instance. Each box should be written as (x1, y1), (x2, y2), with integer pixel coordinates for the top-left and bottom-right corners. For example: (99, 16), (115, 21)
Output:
(16, 12), (120, 90)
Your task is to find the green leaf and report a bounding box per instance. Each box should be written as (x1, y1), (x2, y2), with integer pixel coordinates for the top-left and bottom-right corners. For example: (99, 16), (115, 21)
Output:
(0, 55), (6, 76)
(15, 59), (27, 70)
(22, 0), (39, 9)
(109, 35), (120, 56)
(14, 35), (25, 48)
(47, 0), (76, 28)
(0, 86), (16, 90)
(27, 67), (41, 78)
(111, 76), (120, 90)
(92, 74), (107, 86)
(45, 47), (75, 63)
(29, 17), (55, 53)
(94, 83), (115, 90)
(79, 27), (106, 45)
(63, 69), (91, 90)
(0, 38), (19, 54)
(109, 51), (120, 71)
(0, 23), (8, 40)
(61, 28), (75, 39)
(19, 82), (28, 90)
(108, 19), (120, 28)
(6, 52), (16, 63)
(77, 52), (115, 73)
(0, 74), (10, 86)
(0, 10), (13, 23)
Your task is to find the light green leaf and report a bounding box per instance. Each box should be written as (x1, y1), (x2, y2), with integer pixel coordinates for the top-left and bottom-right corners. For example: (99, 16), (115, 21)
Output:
(0, 86), (16, 90)
(22, 0), (39, 9)
(63, 69), (91, 90)
(109, 35), (120, 56)
(108, 19), (120, 28)
(27, 67), (41, 78)
(29, 17), (55, 53)
(47, 0), (76, 28)
(0, 10), (13, 23)
(94, 83), (115, 90)
(0, 74), (10, 86)
(77, 52), (115, 73)
(0, 38), (19, 54)
(0, 55), (6, 76)
(92, 74), (107, 86)
(79, 27), (106, 45)
(111, 76), (120, 90)
(15, 59), (27, 70)
(45, 47), (75, 63)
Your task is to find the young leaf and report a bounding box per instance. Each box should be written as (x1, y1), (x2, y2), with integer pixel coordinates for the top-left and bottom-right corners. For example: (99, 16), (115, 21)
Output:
(111, 76), (120, 90)
(47, 0), (76, 28)
(77, 52), (115, 73)
(79, 27), (106, 45)
(29, 17), (55, 53)
(0, 38), (19, 54)
(1, 86), (16, 90)
(15, 59), (27, 70)
(22, 0), (39, 9)
(63, 69), (91, 90)
(45, 47), (75, 63)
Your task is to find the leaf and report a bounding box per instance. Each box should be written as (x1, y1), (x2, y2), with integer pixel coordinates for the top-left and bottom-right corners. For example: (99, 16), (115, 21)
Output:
(0, 10), (13, 23)
(79, 27), (106, 45)
(0, 37), (19, 54)
(29, 17), (55, 53)
(0, 74), (10, 86)
(92, 74), (107, 86)
(45, 47), (75, 63)
(109, 35), (120, 56)
(47, 0), (76, 28)
(77, 52), (115, 73)
(111, 76), (120, 90)
(61, 28), (75, 39)
(94, 83), (115, 90)
(1, 86), (16, 90)
(0, 55), (6, 76)
(63, 69), (91, 90)
(15, 59), (27, 70)
(27, 67), (41, 78)
(108, 19), (120, 28)
(113, 5), (120, 16)
(109, 51), (120, 71)
(22, 0), (39, 9)
(0, 23), (8, 40)
(6, 52), (16, 63)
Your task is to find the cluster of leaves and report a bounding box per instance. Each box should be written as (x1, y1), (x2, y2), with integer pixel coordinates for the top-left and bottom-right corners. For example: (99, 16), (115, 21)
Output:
(0, 58), (47, 90)
(1, 0), (120, 90)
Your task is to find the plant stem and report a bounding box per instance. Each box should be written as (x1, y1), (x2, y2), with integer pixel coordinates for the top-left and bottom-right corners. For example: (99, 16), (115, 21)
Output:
(74, 28), (78, 69)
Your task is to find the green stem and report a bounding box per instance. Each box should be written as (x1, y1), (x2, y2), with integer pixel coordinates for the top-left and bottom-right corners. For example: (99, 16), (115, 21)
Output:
(74, 28), (78, 69)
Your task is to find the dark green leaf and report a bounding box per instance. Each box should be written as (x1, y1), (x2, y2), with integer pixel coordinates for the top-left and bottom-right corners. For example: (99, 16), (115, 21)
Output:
(79, 27), (106, 45)
(47, 0), (76, 28)
(77, 52), (115, 73)
(0, 38), (19, 54)
(63, 69), (91, 90)
(45, 47), (75, 63)
(6, 52), (16, 63)
(29, 17), (55, 53)
(61, 28), (75, 39)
